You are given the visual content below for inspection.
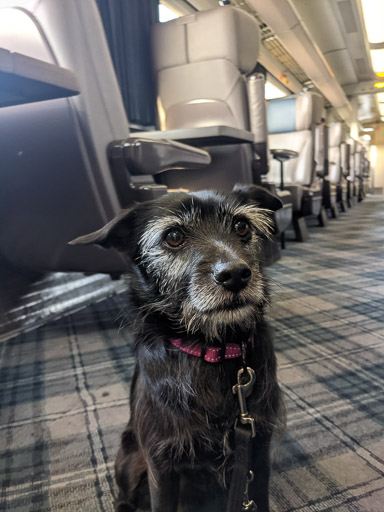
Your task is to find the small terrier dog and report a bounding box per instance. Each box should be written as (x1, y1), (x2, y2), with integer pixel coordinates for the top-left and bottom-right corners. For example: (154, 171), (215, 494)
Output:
(70, 185), (285, 512)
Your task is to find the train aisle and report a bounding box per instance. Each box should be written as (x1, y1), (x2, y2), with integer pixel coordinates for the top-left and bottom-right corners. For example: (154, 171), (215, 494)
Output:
(268, 195), (384, 512)
(0, 196), (383, 512)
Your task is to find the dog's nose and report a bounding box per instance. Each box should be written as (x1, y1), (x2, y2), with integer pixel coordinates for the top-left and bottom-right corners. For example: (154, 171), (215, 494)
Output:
(213, 261), (252, 292)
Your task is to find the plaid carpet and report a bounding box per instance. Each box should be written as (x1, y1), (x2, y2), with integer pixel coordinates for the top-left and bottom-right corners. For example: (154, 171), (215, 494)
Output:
(1, 195), (383, 512)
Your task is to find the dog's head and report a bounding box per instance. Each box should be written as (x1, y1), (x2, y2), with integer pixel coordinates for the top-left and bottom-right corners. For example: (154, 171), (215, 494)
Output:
(70, 186), (281, 339)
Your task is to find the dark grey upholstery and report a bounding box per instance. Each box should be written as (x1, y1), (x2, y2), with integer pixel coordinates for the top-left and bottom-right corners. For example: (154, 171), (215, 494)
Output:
(0, 0), (209, 273)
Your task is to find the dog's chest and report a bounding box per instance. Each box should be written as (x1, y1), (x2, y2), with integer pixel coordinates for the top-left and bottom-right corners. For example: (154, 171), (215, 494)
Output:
(133, 356), (239, 458)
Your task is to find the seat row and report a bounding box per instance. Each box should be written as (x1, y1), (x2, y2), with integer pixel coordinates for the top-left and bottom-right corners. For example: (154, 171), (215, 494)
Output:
(147, 6), (371, 247)
(0, 1), (371, 274)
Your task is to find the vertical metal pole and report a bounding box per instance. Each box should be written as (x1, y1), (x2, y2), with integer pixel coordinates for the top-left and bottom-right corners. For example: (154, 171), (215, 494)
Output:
(280, 160), (285, 190)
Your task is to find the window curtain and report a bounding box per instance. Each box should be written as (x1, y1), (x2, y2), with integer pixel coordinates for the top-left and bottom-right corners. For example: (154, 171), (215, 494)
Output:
(96, 0), (159, 127)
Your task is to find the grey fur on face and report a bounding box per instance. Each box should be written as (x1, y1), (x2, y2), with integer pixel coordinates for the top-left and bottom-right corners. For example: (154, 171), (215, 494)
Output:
(134, 191), (274, 339)
(69, 186), (281, 340)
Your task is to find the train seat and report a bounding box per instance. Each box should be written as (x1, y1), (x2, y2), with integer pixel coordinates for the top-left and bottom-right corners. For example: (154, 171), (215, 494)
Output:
(346, 138), (358, 206)
(267, 92), (324, 240)
(246, 73), (293, 241)
(152, 6), (258, 133)
(151, 6), (260, 192)
(355, 142), (365, 201)
(151, 6), (292, 256)
(314, 122), (325, 180)
(361, 145), (371, 198)
(338, 139), (350, 210)
(313, 121), (337, 218)
(325, 122), (345, 216)
(328, 124), (343, 184)
(0, 0), (209, 273)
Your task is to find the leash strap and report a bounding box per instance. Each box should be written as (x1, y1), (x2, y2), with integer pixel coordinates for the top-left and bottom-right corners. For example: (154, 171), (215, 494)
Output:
(228, 365), (257, 512)
(226, 424), (253, 512)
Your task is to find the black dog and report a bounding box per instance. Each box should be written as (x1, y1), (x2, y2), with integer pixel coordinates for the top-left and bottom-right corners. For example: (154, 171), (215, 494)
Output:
(70, 186), (285, 512)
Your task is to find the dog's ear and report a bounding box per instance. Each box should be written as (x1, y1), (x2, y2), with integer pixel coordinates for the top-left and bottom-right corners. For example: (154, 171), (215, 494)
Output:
(232, 184), (283, 211)
(68, 208), (135, 251)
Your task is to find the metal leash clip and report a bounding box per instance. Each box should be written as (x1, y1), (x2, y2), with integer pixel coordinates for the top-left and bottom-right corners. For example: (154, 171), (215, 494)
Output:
(242, 471), (257, 511)
(232, 367), (256, 438)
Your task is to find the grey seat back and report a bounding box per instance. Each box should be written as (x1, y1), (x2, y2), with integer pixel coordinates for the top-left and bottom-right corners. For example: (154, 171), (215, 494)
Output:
(314, 123), (326, 178)
(151, 6), (259, 191)
(0, 1), (134, 272)
(355, 142), (363, 178)
(152, 6), (259, 131)
(360, 143), (370, 179)
(328, 123), (343, 185)
(346, 138), (357, 181)
(267, 92), (324, 186)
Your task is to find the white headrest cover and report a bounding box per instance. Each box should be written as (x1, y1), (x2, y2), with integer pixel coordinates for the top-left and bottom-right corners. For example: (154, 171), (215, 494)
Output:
(296, 92), (324, 130)
(268, 91), (324, 133)
(328, 123), (342, 147)
(347, 138), (357, 153)
(152, 6), (259, 74)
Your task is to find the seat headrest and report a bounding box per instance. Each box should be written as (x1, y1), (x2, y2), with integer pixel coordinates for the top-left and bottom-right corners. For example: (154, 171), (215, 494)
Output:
(347, 138), (357, 153)
(267, 92), (324, 134)
(328, 123), (343, 147)
(152, 6), (259, 74)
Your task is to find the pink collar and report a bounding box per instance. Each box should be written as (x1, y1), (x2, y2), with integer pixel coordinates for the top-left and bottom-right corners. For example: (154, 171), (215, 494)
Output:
(170, 338), (242, 363)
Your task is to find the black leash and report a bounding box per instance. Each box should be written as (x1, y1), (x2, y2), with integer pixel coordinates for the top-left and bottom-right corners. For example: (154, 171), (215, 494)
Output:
(227, 365), (257, 512)
(227, 424), (255, 511)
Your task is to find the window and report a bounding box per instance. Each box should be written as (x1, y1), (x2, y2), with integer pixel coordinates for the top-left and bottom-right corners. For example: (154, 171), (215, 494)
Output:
(159, 4), (179, 23)
(265, 79), (290, 100)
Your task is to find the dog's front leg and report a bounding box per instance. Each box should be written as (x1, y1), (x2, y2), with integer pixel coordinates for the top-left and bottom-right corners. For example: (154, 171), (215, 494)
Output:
(148, 463), (179, 512)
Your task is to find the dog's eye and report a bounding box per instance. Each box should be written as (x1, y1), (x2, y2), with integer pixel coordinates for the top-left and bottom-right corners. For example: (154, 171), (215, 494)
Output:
(234, 220), (250, 237)
(164, 228), (185, 248)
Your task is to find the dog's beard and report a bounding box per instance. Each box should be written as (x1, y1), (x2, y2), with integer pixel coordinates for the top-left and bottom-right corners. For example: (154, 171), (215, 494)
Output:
(180, 273), (266, 339)
(131, 271), (265, 340)
(134, 245), (267, 340)
(182, 302), (259, 340)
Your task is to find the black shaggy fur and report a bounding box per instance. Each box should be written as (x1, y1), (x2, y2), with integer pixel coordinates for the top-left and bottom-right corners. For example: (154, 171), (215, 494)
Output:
(70, 185), (285, 512)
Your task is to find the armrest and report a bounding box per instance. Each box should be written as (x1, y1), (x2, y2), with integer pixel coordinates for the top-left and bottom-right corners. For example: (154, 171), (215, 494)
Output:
(109, 137), (211, 176)
(133, 126), (254, 146)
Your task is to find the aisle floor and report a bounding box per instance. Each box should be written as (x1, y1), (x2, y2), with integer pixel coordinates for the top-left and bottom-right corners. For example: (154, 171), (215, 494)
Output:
(1, 196), (383, 511)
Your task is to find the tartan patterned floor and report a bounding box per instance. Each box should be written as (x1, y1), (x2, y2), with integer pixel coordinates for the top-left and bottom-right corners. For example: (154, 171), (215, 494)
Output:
(1, 195), (383, 511)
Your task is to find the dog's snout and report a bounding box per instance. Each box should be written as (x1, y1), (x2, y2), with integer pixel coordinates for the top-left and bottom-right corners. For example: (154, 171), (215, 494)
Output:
(213, 261), (252, 292)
